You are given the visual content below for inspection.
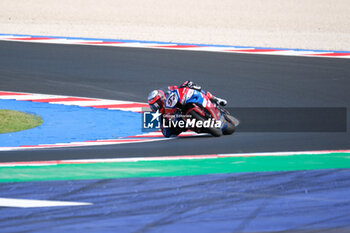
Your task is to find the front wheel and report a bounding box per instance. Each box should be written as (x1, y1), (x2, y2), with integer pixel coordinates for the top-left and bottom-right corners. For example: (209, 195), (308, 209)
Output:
(223, 114), (239, 135)
(189, 110), (222, 137)
(223, 121), (235, 135)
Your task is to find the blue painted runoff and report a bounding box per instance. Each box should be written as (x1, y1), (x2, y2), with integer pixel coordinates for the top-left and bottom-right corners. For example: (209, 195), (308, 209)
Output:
(0, 99), (142, 147)
(1, 170), (350, 232)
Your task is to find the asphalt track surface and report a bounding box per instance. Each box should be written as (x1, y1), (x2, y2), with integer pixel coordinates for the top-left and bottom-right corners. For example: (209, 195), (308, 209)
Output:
(0, 41), (349, 162)
(1, 41), (350, 232)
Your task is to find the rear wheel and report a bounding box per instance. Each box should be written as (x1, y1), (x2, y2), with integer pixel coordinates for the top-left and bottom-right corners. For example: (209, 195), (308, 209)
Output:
(189, 110), (222, 137)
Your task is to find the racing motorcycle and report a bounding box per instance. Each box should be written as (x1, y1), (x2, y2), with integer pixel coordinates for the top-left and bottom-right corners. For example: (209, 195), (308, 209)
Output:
(165, 87), (239, 137)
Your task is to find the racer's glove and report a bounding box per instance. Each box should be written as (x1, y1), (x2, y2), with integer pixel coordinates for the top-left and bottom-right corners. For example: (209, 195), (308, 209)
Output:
(211, 96), (227, 106)
(181, 80), (201, 91)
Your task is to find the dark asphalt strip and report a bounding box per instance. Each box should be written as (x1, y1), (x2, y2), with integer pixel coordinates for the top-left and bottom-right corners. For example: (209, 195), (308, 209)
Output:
(0, 41), (349, 162)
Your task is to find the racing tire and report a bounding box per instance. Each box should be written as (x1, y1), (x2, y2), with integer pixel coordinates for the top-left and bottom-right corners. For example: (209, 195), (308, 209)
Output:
(223, 122), (235, 135)
(189, 110), (222, 137)
(223, 114), (238, 135)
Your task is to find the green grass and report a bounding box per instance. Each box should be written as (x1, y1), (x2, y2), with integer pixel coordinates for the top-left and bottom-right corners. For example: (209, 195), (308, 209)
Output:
(0, 109), (43, 134)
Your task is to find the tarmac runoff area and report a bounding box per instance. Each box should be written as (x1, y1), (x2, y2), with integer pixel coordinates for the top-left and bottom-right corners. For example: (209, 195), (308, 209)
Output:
(0, 0), (349, 51)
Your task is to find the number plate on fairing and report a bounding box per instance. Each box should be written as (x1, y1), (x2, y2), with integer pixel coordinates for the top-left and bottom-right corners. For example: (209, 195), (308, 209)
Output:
(166, 92), (178, 108)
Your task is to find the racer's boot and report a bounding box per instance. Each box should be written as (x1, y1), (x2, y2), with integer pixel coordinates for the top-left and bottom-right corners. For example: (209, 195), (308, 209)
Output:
(210, 96), (227, 107)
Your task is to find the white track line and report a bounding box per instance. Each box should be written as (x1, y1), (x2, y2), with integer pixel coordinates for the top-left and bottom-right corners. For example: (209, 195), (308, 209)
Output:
(0, 198), (92, 208)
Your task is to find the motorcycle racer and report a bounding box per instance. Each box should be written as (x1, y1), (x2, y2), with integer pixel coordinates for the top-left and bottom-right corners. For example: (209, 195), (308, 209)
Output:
(147, 81), (228, 137)
(147, 89), (185, 137)
(168, 81), (227, 107)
